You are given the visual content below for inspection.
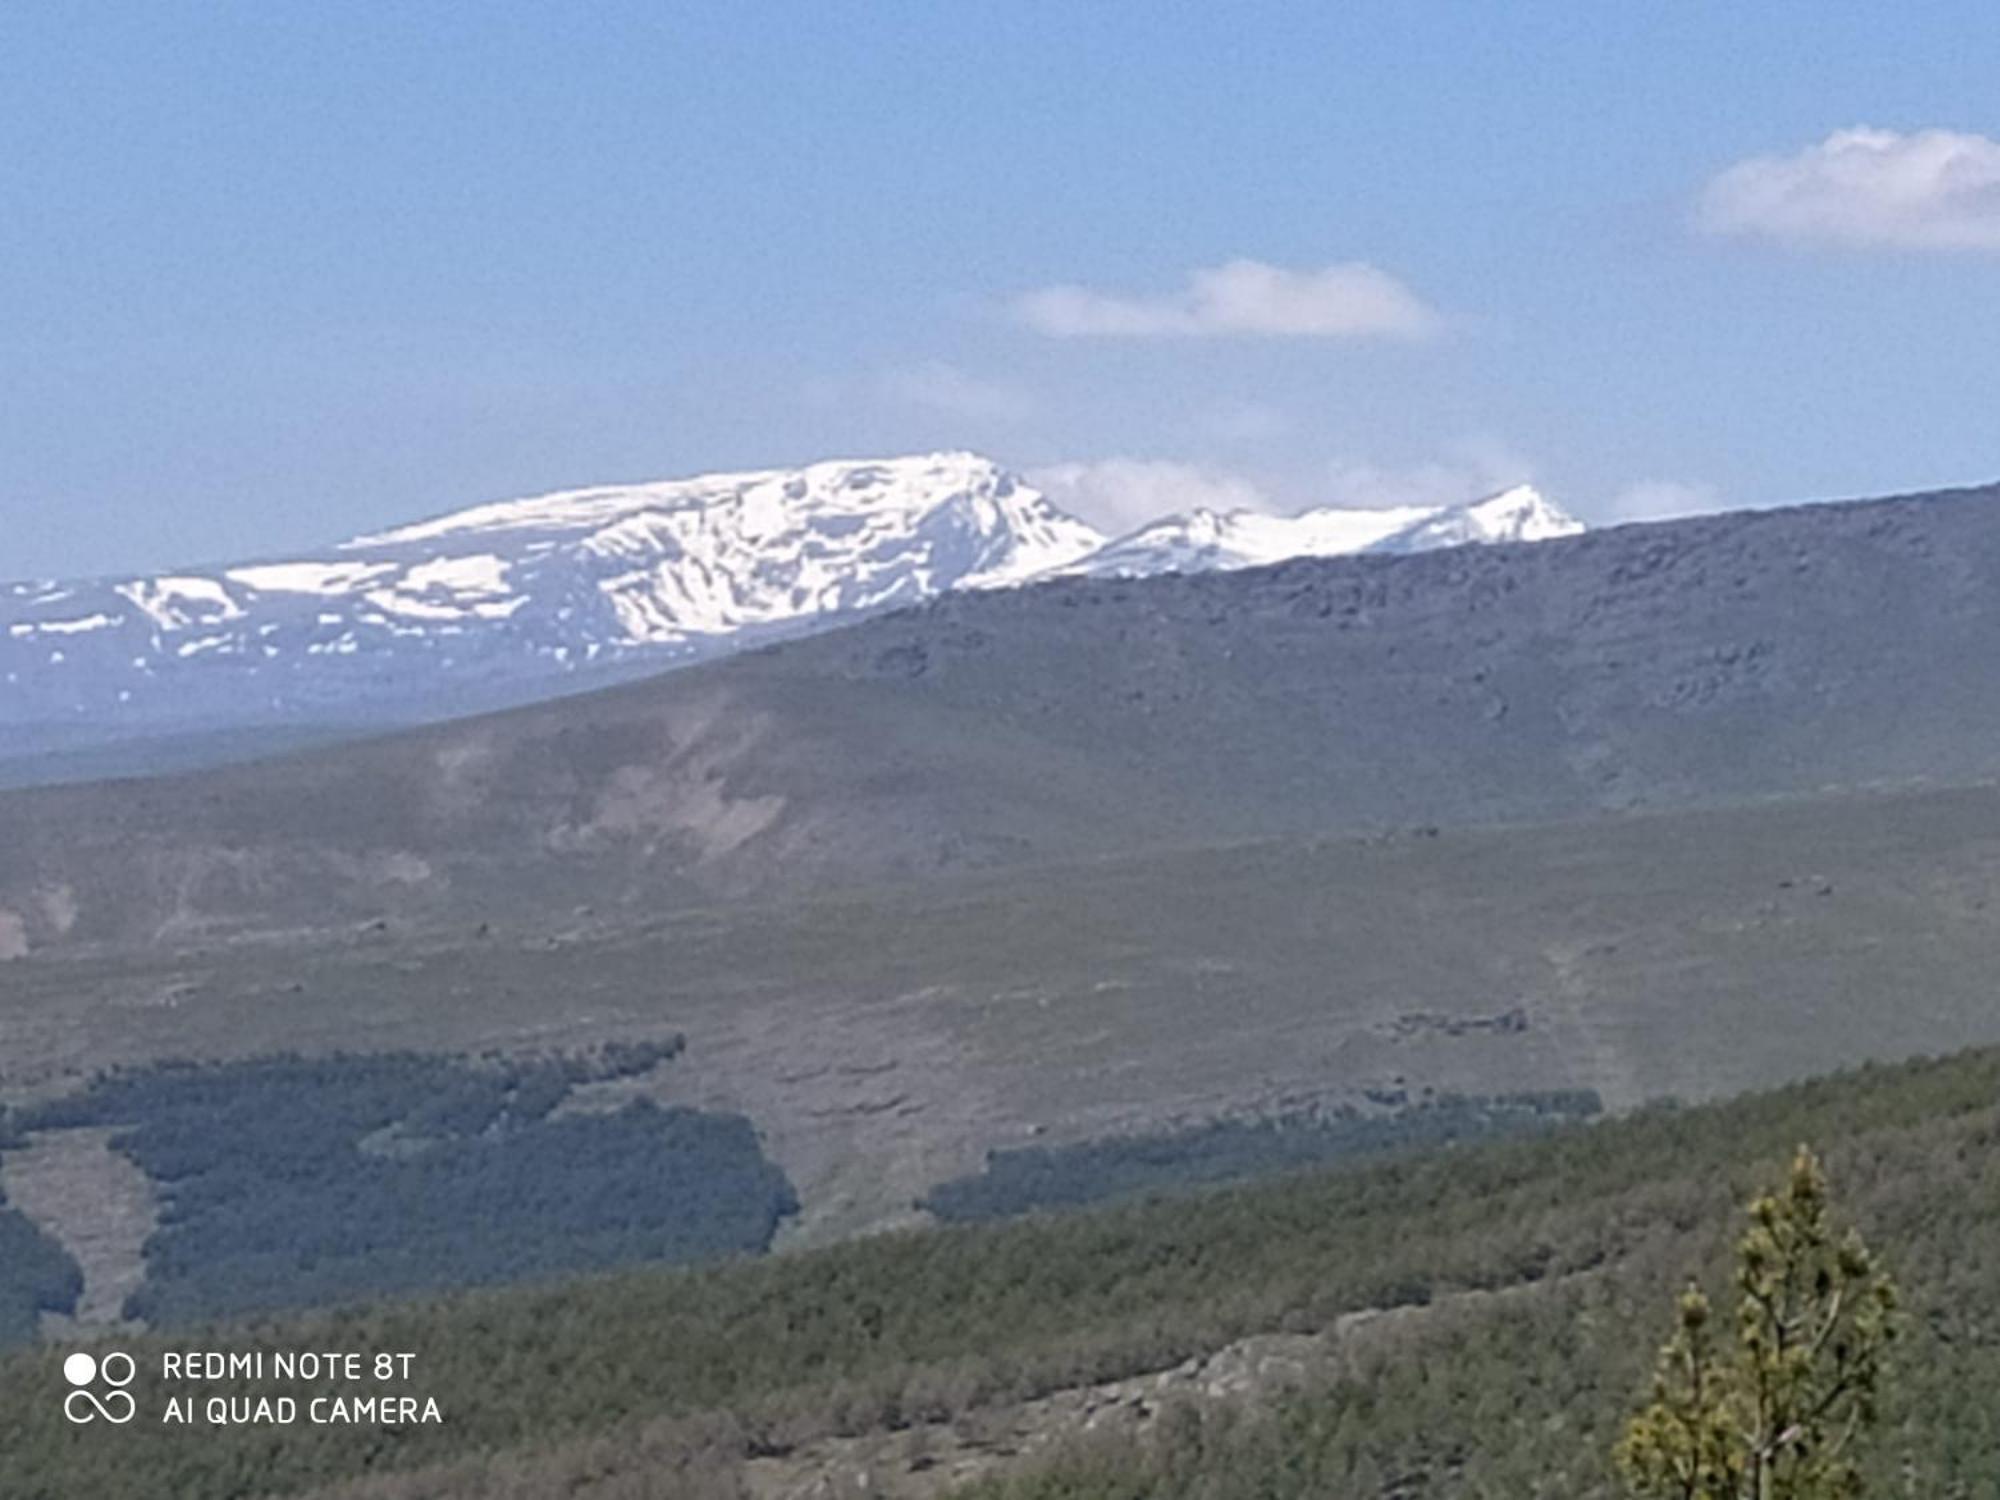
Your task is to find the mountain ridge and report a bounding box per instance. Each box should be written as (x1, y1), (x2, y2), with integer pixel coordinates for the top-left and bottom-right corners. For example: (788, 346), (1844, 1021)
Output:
(0, 454), (1582, 778)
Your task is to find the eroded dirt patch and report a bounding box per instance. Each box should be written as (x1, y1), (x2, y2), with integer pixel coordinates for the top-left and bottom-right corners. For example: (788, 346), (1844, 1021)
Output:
(2, 1126), (156, 1327)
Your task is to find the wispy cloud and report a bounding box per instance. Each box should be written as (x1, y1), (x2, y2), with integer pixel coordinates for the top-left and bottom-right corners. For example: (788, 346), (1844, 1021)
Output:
(1322, 442), (1535, 512)
(1033, 444), (1542, 535)
(1698, 127), (2000, 251)
(1015, 259), (1441, 340)
(1028, 458), (1275, 533)
(1596, 479), (1726, 524)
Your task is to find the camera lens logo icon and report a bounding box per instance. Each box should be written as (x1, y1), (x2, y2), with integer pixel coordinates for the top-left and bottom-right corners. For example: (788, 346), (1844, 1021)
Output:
(63, 1351), (136, 1424)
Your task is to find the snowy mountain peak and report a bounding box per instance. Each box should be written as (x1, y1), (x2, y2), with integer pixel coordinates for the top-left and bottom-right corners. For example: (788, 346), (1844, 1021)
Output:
(350, 451), (1077, 554)
(0, 453), (1106, 734)
(1470, 483), (1572, 533)
(1063, 484), (1584, 578)
(1371, 484), (1583, 554)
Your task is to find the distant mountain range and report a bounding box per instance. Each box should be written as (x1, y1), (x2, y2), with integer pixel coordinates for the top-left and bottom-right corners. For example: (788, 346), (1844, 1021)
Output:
(0, 453), (1581, 777)
(8, 474), (2000, 956)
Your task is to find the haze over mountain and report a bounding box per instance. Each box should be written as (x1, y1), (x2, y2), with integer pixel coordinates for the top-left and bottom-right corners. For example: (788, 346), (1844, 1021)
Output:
(0, 453), (1579, 783)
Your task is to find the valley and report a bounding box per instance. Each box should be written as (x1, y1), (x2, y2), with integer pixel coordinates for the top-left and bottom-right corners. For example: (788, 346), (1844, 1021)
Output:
(7, 776), (2000, 1254)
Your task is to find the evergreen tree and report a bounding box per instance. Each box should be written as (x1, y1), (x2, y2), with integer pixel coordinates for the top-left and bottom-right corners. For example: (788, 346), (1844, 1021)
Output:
(1618, 1147), (1899, 1500)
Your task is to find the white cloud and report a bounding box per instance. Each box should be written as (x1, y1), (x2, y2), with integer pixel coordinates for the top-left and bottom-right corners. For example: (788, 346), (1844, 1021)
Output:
(1015, 259), (1441, 339)
(1033, 444), (1549, 534)
(1028, 458), (1275, 533)
(875, 361), (1035, 423)
(1698, 127), (2000, 251)
(1321, 443), (1535, 512)
(1596, 479), (1726, 524)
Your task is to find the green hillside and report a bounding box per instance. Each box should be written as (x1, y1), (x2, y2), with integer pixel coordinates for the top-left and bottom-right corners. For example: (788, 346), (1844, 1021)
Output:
(4, 1043), (1998, 1499)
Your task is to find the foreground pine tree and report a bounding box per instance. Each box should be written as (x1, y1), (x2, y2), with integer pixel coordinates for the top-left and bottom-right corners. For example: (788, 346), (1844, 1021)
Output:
(1617, 1147), (1899, 1500)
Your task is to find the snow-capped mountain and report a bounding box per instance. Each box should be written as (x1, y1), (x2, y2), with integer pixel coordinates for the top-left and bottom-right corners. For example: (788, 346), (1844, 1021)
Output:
(0, 453), (1104, 738)
(1062, 485), (1583, 578)
(0, 455), (1585, 770)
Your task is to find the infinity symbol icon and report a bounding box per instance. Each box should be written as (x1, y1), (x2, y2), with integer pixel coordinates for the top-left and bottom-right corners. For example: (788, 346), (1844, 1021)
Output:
(64, 1387), (136, 1424)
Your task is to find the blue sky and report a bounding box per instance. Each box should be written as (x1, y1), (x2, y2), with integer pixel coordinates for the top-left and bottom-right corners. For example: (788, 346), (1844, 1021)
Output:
(4, 3), (1998, 577)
